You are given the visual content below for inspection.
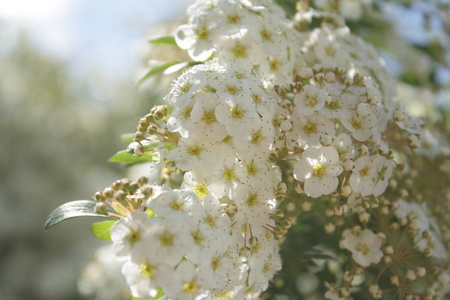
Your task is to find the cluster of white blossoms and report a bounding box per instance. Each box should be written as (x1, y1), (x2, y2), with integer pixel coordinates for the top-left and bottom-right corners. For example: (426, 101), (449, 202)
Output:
(95, 0), (438, 299)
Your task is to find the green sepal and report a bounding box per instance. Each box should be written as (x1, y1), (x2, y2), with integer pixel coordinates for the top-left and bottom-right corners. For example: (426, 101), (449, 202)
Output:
(44, 200), (113, 230)
(91, 220), (116, 240)
(136, 62), (180, 87)
(109, 150), (159, 165)
(148, 36), (177, 46)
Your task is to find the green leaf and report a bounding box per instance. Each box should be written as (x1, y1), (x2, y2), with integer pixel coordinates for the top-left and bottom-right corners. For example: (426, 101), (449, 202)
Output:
(151, 287), (164, 299)
(148, 36), (176, 46)
(136, 62), (180, 87)
(120, 133), (135, 142)
(91, 220), (116, 240)
(44, 200), (113, 230)
(109, 150), (158, 165)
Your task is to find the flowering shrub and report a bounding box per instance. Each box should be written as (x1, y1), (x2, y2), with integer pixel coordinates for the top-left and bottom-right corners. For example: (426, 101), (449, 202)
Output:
(46, 0), (450, 299)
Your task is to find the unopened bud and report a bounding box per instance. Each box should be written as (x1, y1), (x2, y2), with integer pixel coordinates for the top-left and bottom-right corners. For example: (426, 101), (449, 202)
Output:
(94, 202), (108, 215)
(147, 124), (158, 135)
(134, 144), (145, 157)
(140, 186), (153, 197)
(280, 120), (292, 132)
(325, 72), (335, 82)
(133, 131), (144, 142)
(94, 191), (104, 202)
(406, 270), (417, 281)
(103, 187), (114, 199)
(342, 159), (353, 171)
(325, 222), (336, 234)
(154, 109), (164, 120)
(416, 267), (426, 277)
(390, 275), (399, 286)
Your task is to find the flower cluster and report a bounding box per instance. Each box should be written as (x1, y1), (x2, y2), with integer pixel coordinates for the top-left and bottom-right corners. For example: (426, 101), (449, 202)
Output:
(76, 1), (449, 299)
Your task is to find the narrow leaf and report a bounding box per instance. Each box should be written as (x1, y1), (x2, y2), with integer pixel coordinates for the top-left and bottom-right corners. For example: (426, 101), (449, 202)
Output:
(44, 200), (112, 230)
(148, 36), (176, 45)
(136, 62), (180, 87)
(109, 150), (158, 165)
(91, 220), (116, 240)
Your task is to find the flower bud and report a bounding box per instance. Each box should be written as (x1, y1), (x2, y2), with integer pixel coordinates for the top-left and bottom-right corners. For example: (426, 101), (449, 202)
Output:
(94, 202), (107, 215)
(280, 119), (292, 132)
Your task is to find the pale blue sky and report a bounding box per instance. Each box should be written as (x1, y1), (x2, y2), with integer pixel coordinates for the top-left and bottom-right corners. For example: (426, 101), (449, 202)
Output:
(0, 0), (191, 76)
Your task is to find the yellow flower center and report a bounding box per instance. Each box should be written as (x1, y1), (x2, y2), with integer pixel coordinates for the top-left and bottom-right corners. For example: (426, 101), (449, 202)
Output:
(262, 262), (270, 273)
(247, 194), (258, 206)
(360, 166), (370, 177)
(252, 94), (262, 104)
(226, 85), (238, 94)
(325, 100), (339, 110)
(303, 121), (317, 134)
(182, 106), (192, 119)
(159, 232), (174, 247)
(205, 215), (216, 227)
(356, 243), (369, 255)
(180, 82), (192, 94)
(305, 96), (318, 107)
(232, 44), (246, 57)
(191, 230), (203, 245)
(312, 163), (327, 178)
(194, 183), (208, 197)
(228, 15), (240, 24)
(351, 119), (362, 130)
(184, 281), (198, 294)
(246, 162), (258, 175)
(203, 110), (216, 124)
(222, 135), (232, 143)
(251, 131), (263, 144)
(269, 59), (279, 72)
(188, 145), (202, 156)
(211, 257), (220, 270)
(325, 46), (336, 57)
(224, 168), (236, 181)
(140, 263), (154, 277)
(127, 229), (140, 244)
(260, 29), (271, 41)
(170, 200), (184, 211)
(231, 106), (244, 119)
(217, 292), (230, 298)
(196, 27), (209, 40)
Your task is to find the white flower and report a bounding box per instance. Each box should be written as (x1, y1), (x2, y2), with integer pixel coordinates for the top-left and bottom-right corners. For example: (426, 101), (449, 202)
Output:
(342, 229), (383, 267)
(234, 119), (275, 160)
(167, 69), (208, 108)
(189, 93), (228, 142)
(293, 146), (343, 198)
(289, 111), (335, 148)
(333, 133), (355, 161)
(167, 137), (214, 171)
(163, 260), (210, 300)
(111, 211), (151, 259)
(350, 154), (393, 197)
(341, 103), (386, 142)
(215, 92), (262, 138)
(294, 84), (327, 116)
(176, 14), (217, 61)
(121, 245), (172, 299)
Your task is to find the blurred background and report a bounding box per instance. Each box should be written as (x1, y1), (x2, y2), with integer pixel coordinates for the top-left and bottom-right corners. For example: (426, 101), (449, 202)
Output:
(0, 1), (189, 299)
(0, 0), (448, 299)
